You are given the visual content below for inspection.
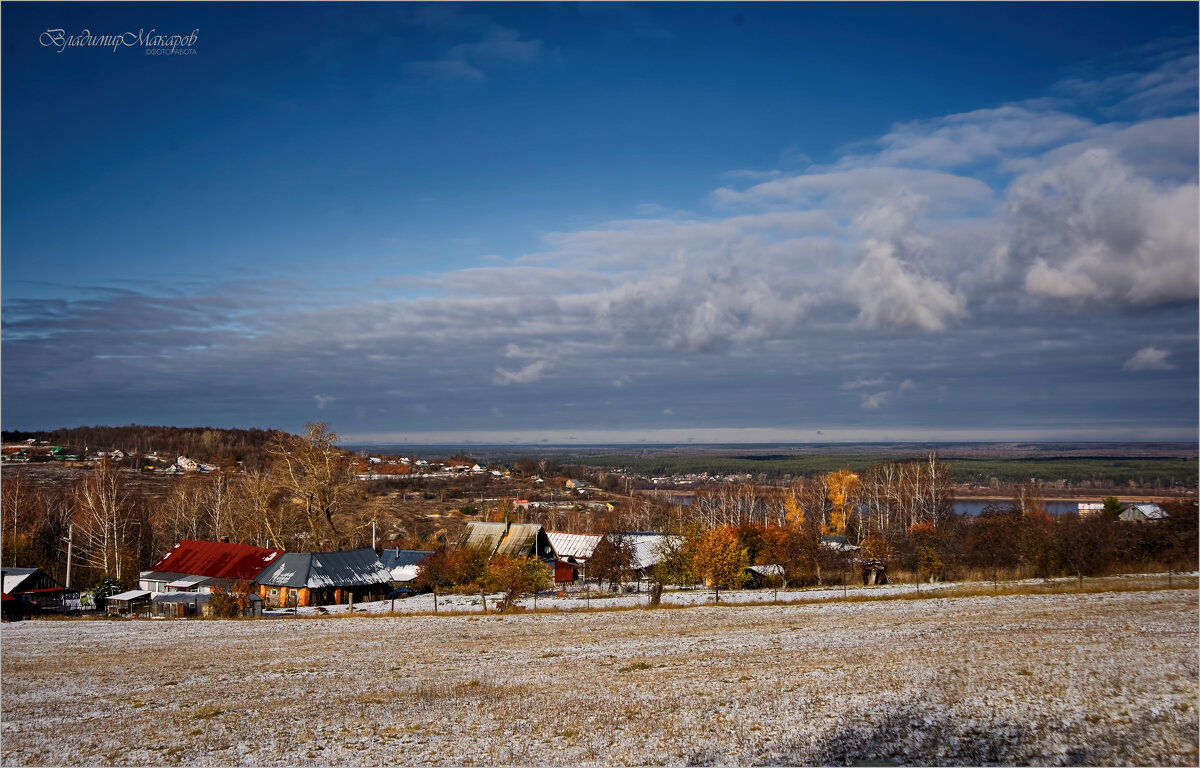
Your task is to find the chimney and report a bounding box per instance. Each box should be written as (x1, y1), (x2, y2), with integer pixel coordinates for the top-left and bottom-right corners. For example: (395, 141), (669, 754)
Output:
(220, 536), (230, 543)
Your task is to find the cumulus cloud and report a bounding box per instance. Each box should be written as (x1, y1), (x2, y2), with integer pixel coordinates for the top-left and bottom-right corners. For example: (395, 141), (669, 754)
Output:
(1123, 347), (1175, 371)
(846, 240), (967, 332)
(1013, 148), (1198, 306)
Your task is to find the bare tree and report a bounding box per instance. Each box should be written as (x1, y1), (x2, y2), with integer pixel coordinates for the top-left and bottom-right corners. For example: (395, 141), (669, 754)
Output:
(269, 422), (354, 546)
(73, 460), (139, 582)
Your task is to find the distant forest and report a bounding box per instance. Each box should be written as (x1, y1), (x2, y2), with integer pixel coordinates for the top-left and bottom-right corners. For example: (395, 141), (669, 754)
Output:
(1, 425), (287, 468)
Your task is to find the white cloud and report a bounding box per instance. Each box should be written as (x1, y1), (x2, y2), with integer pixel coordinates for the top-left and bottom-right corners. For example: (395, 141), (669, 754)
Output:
(858, 103), (1099, 169)
(1123, 347), (1175, 371)
(405, 24), (541, 84)
(842, 376), (885, 390)
(493, 359), (549, 385)
(1013, 148), (1199, 306)
(846, 240), (967, 332)
(861, 392), (890, 410)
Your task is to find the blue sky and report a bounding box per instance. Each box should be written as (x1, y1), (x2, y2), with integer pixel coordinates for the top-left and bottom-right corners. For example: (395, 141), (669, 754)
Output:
(3, 2), (1197, 443)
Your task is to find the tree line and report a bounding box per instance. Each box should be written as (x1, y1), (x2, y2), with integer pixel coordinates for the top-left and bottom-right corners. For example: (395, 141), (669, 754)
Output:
(2, 424), (284, 468)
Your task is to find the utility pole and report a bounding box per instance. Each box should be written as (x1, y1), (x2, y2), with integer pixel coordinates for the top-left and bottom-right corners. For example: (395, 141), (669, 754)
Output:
(371, 520), (377, 552)
(64, 524), (74, 589)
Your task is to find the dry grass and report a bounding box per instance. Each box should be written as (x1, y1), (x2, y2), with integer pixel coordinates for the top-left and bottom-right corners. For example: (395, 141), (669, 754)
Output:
(2, 588), (1196, 766)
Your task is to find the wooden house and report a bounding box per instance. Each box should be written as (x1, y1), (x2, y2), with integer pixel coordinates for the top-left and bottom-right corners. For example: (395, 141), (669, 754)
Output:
(255, 549), (393, 608)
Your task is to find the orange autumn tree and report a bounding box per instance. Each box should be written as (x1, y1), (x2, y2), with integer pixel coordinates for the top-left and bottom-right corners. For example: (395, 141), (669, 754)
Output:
(691, 526), (749, 602)
(824, 469), (861, 537)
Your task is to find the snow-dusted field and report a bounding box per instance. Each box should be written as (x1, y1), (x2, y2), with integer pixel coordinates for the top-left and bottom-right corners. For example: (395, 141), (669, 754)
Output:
(2, 581), (1197, 766)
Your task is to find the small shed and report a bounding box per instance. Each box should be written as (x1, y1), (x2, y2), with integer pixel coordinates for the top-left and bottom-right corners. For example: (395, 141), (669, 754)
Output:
(151, 592), (263, 618)
(861, 559), (889, 585)
(745, 564), (785, 588)
(106, 590), (153, 617)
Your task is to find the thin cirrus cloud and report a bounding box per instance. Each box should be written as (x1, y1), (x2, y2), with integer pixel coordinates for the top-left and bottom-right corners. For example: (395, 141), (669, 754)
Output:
(405, 25), (543, 83)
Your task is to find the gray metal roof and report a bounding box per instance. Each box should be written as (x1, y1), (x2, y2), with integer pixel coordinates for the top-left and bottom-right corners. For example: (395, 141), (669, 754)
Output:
(258, 554), (312, 588)
(256, 549), (392, 589)
(379, 549), (434, 569)
(139, 571), (195, 582)
(1122, 503), (1168, 521)
(379, 550), (434, 582)
(547, 531), (602, 560)
(618, 533), (684, 570)
(108, 590), (153, 601)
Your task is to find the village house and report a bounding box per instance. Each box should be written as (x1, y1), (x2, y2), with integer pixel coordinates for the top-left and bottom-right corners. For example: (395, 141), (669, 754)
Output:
(458, 521), (555, 562)
(543, 531), (683, 585)
(255, 549), (393, 608)
(1119, 503), (1168, 522)
(545, 531), (603, 583)
(138, 539), (285, 594)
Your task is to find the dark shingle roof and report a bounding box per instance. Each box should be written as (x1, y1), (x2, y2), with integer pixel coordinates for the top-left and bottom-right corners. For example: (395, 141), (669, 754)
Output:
(256, 549), (391, 589)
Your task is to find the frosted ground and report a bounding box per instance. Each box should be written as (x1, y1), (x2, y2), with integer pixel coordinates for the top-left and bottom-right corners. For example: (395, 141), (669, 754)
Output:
(2, 579), (1196, 766)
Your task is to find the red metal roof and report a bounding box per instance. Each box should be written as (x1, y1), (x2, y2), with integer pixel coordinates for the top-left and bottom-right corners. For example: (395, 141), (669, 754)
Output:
(149, 540), (285, 581)
(2, 592), (13, 602)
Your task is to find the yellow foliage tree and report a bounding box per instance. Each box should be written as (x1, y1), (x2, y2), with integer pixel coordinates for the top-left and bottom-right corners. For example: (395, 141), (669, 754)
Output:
(824, 469), (860, 537)
(691, 526), (749, 602)
(784, 493), (805, 527)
